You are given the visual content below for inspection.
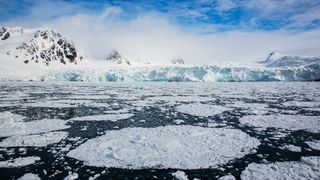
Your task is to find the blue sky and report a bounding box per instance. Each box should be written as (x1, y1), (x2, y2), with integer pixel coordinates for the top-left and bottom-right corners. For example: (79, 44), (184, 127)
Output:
(1, 0), (320, 32)
(0, 0), (320, 63)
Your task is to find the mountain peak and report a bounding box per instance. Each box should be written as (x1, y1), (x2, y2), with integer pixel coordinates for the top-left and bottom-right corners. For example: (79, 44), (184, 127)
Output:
(265, 51), (283, 62)
(262, 51), (320, 67)
(1, 27), (85, 66)
(105, 49), (131, 65)
(171, 58), (185, 65)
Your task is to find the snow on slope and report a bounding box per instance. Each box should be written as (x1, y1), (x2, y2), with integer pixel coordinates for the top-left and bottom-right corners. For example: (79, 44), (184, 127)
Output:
(0, 26), (88, 80)
(0, 27), (319, 82)
(262, 51), (320, 68)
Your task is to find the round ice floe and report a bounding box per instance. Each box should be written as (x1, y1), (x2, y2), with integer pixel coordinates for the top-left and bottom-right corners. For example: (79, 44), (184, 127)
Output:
(67, 125), (260, 169)
(175, 104), (231, 117)
(241, 156), (320, 180)
(239, 115), (320, 133)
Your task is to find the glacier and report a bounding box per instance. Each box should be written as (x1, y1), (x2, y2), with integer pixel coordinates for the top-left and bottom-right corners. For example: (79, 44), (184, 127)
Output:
(39, 63), (320, 82)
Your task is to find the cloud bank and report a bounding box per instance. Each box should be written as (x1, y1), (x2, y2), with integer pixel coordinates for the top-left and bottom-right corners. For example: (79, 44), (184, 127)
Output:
(1, 0), (320, 64)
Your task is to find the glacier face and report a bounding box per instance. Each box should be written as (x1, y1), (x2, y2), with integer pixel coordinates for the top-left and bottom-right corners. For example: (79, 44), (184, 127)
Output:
(41, 63), (320, 82)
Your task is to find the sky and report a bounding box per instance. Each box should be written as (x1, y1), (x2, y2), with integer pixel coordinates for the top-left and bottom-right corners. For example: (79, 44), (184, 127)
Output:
(1, 0), (320, 64)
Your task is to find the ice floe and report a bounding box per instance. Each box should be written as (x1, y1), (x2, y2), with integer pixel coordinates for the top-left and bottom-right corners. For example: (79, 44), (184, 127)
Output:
(0, 131), (68, 147)
(218, 175), (236, 180)
(239, 115), (320, 133)
(176, 104), (231, 117)
(67, 125), (260, 169)
(171, 170), (188, 180)
(280, 145), (301, 152)
(0, 156), (40, 168)
(18, 173), (41, 180)
(22, 99), (95, 108)
(282, 101), (320, 108)
(241, 156), (320, 179)
(174, 119), (185, 124)
(70, 113), (134, 121)
(63, 173), (78, 180)
(0, 111), (69, 137)
(306, 140), (320, 150)
(148, 95), (214, 103)
(227, 102), (269, 115)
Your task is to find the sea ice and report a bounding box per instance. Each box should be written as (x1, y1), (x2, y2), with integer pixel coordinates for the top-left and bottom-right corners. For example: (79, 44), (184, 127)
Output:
(67, 125), (260, 169)
(239, 115), (320, 133)
(171, 170), (188, 180)
(0, 156), (40, 168)
(22, 101), (77, 108)
(175, 104), (231, 117)
(227, 102), (268, 115)
(70, 113), (134, 121)
(280, 145), (301, 152)
(305, 140), (320, 150)
(174, 119), (185, 124)
(218, 175), (236, 180)
(0, 111), (69, 137)
(241, 156), (320, 180)
(0, 131), (68, 147)
(148, 95), (214, 103)
(282, 101), (320, 108)
(63, 173), (78, 180)
(18, 173), (41, 180)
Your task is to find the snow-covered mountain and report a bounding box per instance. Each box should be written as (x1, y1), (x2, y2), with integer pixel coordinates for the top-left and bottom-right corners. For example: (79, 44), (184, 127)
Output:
(262, 51), (320, 68)
(105, 49), (131, 65)
(104, 49), (153, 66)
(0, 27), (319, 82)
(0, 26), (84, 66)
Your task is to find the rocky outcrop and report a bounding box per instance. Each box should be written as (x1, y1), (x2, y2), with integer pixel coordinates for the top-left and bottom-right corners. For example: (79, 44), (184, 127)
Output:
(15, 29), (84, 66)
(105, 50), (131, 65)
(171, 58), (185, 65)
(0, 27), (10, 40)
(1, 27), (84, 66)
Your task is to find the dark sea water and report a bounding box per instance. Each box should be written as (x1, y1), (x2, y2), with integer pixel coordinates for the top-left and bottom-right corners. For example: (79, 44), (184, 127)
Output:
(0, 82), (319, 180)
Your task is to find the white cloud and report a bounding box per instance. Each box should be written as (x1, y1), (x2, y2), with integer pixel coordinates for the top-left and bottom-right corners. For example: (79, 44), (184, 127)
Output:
(290, 6), (320, 28)
(1, 1), (320, 65)
(215, 0), (320, 29)
(214, 0), (237, 12)
(47, 9), (320, 64)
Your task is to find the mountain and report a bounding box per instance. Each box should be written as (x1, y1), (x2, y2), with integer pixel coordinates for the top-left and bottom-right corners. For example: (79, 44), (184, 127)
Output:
(105, 49), (131, 65)
(171, 58), (185, 65)
(0, 27), (84, 66)
(262, 51), (320, 67)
